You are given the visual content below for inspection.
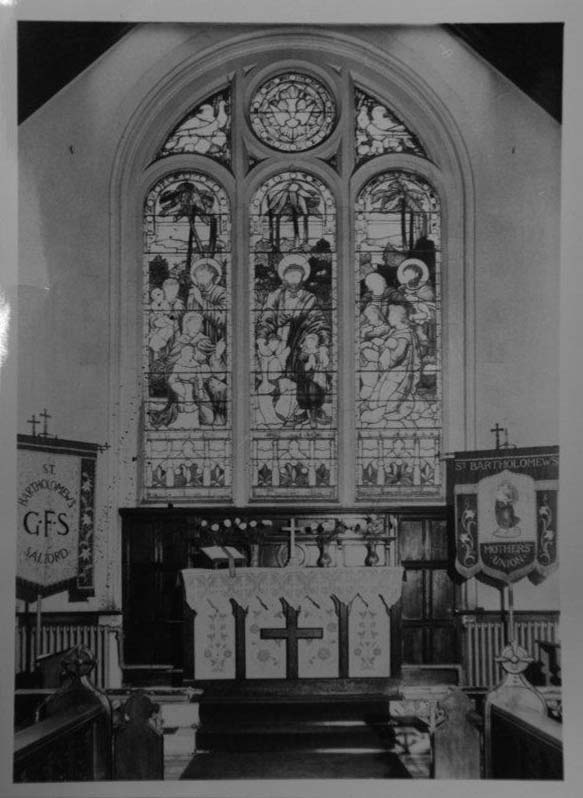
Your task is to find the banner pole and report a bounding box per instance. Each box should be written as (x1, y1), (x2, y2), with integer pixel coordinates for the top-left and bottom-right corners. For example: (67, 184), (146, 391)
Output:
(24, 601), (32, 674)
(507, 583), (515, 644)
(35, 592), (43, 660)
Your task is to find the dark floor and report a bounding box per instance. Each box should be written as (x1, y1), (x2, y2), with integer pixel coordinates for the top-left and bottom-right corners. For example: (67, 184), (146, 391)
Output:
(181, 750), (412, 780)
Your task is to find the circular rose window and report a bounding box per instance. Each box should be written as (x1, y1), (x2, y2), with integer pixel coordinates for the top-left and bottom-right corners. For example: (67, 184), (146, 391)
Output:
(249, 72), (336, 152)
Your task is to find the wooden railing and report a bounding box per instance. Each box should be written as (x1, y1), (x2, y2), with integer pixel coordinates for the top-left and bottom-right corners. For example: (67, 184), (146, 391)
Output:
(14, 703), (112, 782)
(13, 646), (113, 783)
(460, 612), (560, 689)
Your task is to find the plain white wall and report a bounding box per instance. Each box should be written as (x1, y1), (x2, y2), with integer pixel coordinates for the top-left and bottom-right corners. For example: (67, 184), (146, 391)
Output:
(18, 24), (561, 611)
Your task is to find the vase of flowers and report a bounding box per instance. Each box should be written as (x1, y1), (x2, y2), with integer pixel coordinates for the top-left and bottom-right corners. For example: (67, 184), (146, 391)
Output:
(308, 520), (344, 567)
(359, 515), (385, 567)
(364, 540), (380, 567)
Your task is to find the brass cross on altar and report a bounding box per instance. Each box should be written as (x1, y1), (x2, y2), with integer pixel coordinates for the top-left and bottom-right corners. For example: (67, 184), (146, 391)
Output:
(260, 599), (323, 679)
(281, 518), (298, 567)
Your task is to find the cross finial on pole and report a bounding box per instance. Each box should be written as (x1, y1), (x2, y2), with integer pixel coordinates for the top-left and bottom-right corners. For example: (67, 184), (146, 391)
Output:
(27, 414), (39, 437)
(40, 409), (51, 438)
(490, 423), (505, 450)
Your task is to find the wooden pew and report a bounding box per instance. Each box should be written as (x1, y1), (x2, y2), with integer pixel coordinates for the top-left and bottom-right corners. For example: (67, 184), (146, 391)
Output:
(14, 645), (112, 782)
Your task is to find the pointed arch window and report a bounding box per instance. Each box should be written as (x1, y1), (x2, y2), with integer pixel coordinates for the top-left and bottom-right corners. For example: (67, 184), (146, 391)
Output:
(250, 171), (337, 499)
(355, 171), (441, 498)
(140, 64), (443, 505)
(143, 171), (232, 500)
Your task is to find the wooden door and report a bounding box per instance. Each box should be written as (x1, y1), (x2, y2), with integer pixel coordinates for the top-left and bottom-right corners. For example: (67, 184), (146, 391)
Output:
(398, 514), (461, 664)
(122, 519), (188, 669)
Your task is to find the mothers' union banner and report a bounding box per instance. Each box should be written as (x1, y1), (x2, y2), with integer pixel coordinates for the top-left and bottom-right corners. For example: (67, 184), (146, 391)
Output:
(449, 446), (558, 584)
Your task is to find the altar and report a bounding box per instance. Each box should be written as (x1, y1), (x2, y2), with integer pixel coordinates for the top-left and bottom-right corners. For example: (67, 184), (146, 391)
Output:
(181, 566), (404, 681)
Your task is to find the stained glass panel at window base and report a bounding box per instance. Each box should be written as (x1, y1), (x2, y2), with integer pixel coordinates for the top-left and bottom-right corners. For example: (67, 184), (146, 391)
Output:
(157, 89), (231, 164)
(250, 171), (337, 499)
(143, 172), (232, 500)
(144, 432), (232, 500)
(251, 433), (337, 500)
(357, 432), (441, 499)
(355, 170), (441, 500)
(249, 73), (336, 152)
(355, 88), (426, 165)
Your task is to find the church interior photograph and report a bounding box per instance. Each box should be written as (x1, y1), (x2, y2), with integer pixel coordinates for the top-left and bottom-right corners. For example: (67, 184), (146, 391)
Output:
(12, 16), (564, 785)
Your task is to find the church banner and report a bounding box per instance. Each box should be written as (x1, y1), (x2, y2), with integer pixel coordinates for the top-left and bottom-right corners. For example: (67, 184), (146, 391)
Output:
(450, 446), (558, 584)
(17, 436), (98, 600)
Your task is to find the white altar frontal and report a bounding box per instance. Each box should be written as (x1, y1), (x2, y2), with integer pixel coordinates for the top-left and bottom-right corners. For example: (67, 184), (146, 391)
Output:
(181, 566), (404, 681)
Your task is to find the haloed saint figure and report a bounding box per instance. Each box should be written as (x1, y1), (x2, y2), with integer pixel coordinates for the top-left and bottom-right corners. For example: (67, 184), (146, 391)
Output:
(493, 481), (522, 539)
(255, 254), (332, 428)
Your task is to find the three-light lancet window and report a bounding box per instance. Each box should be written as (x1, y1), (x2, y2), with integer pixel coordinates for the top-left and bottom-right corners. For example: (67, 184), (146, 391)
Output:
(142, 68), (442, 504)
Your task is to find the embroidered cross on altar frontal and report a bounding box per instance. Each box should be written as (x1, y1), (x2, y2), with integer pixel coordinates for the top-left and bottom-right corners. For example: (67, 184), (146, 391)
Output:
(260, 600), (324, 679)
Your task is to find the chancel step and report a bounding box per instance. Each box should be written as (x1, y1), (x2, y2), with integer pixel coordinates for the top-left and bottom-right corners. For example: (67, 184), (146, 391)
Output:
(182, 750), (412, 780)
(186, 678), (422, 779)
(197, 719), (396, 752)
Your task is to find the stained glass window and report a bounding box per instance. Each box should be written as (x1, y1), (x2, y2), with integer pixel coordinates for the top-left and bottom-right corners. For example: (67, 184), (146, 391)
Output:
(143, 172), (232, 500)
(355, 171), (441, 498)
(141, 66), (442, 505)
(249, 172), (337, 499)
(249, 73), (336, 152)
(355, 88), (426, 165)
(158, 89), (231, 164)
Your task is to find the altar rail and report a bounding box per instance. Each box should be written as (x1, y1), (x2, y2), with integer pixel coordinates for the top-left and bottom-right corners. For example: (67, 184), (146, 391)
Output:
(461, 612), (559, 689)
(15, 622), (116, 690)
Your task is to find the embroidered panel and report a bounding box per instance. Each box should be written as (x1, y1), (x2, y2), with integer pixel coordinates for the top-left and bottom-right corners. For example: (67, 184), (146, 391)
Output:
(249, 73), (336, 152)
(192, 602), (236, 680)
(249, 171), (337, 499)
(143, 172), (232, 500)
(246, 599), (286, 679)
(348, 594), (392, 677)
(355, 170), (442, 498)
(355, 88), (426, 165)
(158, 88), (231, 164)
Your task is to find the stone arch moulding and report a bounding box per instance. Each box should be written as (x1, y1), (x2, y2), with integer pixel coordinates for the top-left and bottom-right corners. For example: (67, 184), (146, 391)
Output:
(108, 26), (477, 515)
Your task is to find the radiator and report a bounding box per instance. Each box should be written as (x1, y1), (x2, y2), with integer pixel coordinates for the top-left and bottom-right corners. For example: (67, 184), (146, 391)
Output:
(463, 617), (559, 688)
(15, 623), (116, 690)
